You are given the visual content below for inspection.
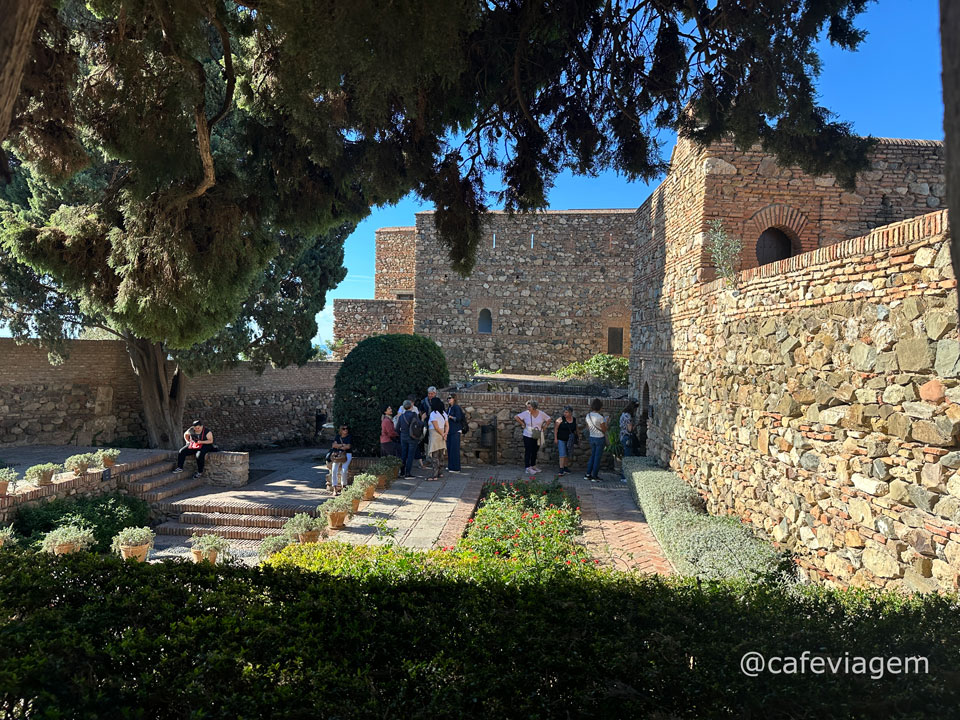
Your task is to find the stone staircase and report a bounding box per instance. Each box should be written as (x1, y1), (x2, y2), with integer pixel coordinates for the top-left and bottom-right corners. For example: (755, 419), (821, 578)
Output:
(151, 497), (319, 541)
(122, 453), (209, 503)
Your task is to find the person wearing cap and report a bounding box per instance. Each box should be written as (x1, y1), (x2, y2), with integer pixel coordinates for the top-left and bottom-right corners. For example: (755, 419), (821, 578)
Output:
(173, 420), (214, 479)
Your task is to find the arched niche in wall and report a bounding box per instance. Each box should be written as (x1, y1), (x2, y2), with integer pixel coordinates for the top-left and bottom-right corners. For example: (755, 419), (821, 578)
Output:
(478, 308), (493, 334)
(745, 204), (808, 269)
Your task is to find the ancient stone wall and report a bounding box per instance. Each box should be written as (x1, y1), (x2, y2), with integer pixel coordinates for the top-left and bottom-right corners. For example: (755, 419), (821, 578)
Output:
(0, 340), (341, 449)
(185, 362), (340, 448)
(701, 138), (944, 273)
(634, 210), (960, 592)
(0, 340), (145, 447)
(413, 210), (636, 377)
(331, 298), (414, 359)
(374, 227), (417, 299)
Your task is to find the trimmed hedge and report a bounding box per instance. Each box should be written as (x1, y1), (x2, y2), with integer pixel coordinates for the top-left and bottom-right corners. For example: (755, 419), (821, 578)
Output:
(624, 456), (781, 580)
(333, 333), (449, 455)
(12, 492), (150, 554)
(1, 551), (959, 718)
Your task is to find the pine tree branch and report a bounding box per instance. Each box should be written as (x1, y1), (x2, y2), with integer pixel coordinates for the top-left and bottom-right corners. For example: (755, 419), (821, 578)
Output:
(207, 7), (235, 130)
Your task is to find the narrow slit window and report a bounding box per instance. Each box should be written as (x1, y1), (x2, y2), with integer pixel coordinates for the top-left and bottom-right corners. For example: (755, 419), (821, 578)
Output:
(607, 327), (623, 355)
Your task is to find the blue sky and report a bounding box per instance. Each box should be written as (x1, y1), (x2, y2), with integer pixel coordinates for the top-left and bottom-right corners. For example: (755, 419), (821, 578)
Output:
(316, 0), (945, 344)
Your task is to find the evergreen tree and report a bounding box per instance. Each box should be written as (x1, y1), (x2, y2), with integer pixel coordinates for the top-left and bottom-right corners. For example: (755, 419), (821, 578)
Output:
(0, 0), (884, 445)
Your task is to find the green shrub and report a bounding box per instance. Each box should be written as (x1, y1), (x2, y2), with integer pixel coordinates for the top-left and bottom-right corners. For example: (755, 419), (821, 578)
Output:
(333, 333), (449, 455)
(41, 524), (96, 553)
(624, 456), (781, 580)
(64, 453), (97, 476)
(1, 551), (958, 717)
(24, 463), (63, 484)
(0, 467), (18, 491)
(258, 533), (295, 560)
(706, 218), (743, 287)
(13, 492), (150, 554)
(555, 353), (629, 386)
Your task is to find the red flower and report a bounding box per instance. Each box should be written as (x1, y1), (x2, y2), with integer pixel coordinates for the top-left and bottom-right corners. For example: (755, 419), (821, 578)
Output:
(594, 559), (600, 564)
(467, 518), (474, 523)
(580, 558), (588, 563)
(565, 560), (571, 564)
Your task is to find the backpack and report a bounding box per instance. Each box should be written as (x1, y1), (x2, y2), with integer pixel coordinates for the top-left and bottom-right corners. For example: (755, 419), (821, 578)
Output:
(408, 414), (424, 440)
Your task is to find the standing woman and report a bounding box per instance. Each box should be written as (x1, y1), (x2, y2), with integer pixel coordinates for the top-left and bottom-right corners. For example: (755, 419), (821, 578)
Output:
(584, 399), (608, 482)
(446, 393), (465, 472)
(328, 425), (353, 495)
(618, 400), (638, 482)
(553, 405), (580, 477)
(380, 405), (400, 457)
(427, 397), (448, 479)
(515, 400), (551, 475)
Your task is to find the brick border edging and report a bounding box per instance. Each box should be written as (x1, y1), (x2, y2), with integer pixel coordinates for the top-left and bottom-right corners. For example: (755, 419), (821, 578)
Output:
(434, 478), (485, 549)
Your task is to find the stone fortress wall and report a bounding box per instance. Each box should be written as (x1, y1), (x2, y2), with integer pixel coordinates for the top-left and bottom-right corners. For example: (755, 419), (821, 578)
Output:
(412, 209), (636, 376)
(631, 135), (958, 592)
(0, 339), (340, 449)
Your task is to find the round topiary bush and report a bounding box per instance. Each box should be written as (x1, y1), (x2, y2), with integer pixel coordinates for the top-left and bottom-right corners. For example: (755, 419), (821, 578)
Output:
(333, 334), (449, 455)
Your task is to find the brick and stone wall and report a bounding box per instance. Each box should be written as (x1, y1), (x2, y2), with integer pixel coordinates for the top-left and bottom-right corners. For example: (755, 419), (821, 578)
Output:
(633, 209), (960, 592)
(374, 227), (417, 299)
(332, 298), (414, 359)
(0, 340), (145, 447)
(450, 390), (621, 470)
(185, 362), (340, 448)
(700, 137), (944, 274)
(413, 210), (636, 376)
(0, 339), (341, 450)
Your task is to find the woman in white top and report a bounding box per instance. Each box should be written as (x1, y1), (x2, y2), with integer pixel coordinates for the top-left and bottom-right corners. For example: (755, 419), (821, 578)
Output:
(515, 400), (551, 475)
(427, 396), (448, 479)
(585, 398), (608, 482)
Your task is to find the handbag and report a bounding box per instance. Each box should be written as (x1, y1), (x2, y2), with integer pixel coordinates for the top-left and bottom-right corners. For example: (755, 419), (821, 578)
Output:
(530, 427), (542, 442)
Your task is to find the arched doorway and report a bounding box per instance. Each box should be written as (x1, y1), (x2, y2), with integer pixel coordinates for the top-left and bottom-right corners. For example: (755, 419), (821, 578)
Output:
(756, 227), (796, 266)
(638, 382), (650, 456)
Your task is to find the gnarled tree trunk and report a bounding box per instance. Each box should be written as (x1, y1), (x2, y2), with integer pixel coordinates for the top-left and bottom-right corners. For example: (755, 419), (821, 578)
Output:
(942, 1), (960, 322)
(0, 0), (43, 151)
(125, 337), (187, 449)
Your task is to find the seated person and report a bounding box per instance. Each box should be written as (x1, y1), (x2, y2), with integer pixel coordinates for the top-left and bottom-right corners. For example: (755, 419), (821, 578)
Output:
(173, 420), (215, 479)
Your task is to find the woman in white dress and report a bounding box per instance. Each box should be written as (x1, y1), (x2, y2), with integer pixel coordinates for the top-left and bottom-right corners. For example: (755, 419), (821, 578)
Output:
(427, 396), (448, 480)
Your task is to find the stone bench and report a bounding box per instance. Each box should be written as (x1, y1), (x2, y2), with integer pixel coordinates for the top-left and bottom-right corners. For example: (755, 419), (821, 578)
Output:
(180, 450), (249, 487)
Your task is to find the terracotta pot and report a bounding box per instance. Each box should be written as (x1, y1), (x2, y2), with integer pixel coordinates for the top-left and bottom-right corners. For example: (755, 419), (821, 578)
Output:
(120, 544), (150, 562)
(390, 466), (400, 479)
(0, 536), (6, 549)
(38, 469), (56, 486)
(327, 510), (347, 529)
(54, 542), (77, 556)
(0, 481), (7, 496)
(191, 548), (218, 564)
(362, 485), (376, 501)
(102, 457), (117, 468)
(376, 474), (388, 490)
(351, 497), (361, 513)
(297, 530), (322, 544)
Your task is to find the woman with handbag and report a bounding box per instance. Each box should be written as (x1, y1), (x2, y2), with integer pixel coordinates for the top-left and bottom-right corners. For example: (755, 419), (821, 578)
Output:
(515, 400), (551, 476)
(427, 397), (448, 480)
(328, 425), (353, 495)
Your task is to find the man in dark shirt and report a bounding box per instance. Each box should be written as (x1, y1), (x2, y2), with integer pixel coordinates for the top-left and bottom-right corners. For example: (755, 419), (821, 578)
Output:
(397, 400), (420, 478)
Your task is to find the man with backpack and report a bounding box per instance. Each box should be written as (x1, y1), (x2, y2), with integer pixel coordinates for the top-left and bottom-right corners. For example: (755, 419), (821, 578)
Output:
(397, 399), (422, 478)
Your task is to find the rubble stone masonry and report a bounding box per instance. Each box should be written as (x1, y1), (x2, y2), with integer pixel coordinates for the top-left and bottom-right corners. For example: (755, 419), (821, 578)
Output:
(374, 227), (417, 299)
(331, 299), (414, 359)
(633, 208), (960, 592)
(0, 340), (340, 449)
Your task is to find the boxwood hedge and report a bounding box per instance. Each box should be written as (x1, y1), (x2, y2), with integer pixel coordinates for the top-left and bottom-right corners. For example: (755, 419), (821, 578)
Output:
(1, 550), (958, 718)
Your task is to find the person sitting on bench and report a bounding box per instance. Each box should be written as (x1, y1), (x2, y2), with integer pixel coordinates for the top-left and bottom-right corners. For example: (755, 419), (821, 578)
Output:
(173, 420), (215, 479)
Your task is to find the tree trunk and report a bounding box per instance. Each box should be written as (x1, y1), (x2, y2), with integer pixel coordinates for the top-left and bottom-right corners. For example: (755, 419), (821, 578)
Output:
(0, 0), (42, 143)
(125, 337), (187, 449)
(941, 1), (960, 321)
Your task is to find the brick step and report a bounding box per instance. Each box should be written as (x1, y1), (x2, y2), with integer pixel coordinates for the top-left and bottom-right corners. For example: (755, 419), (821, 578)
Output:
(123, 460), (177, 485)
(127, 470), (185, 494)
(154, 521), (283, 541)
(154, 499), (319, 517)
(179, 512), (289, 529)
(143, 476), (207, 503)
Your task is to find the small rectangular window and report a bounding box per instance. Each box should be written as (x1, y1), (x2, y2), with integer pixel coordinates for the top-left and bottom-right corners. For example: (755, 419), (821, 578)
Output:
(396, 293), (413, 300)
(607, 327), (623, 355)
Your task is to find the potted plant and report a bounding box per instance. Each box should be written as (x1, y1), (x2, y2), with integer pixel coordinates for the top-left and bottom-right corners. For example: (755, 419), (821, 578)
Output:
(112, 526), (155, 562)
(282, 513), (328, 544)
(95, 449), (121, 468)
(319, 494), (353, 529)
(42, 524), (96, 555)
(342, 484), (363, 514)
(369, 460), (392, 489)
(354, 472), (378, 501)
(64, 453), (96, 478)
(0, 525), (16, 549)
(188, 533), (231, 564)
(258, 533), (294, 561)
(25, 462), (63, 487)
(0, 467), (18, 496)
(381, 455), (402, 480)
(605, 427), (624, 477)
